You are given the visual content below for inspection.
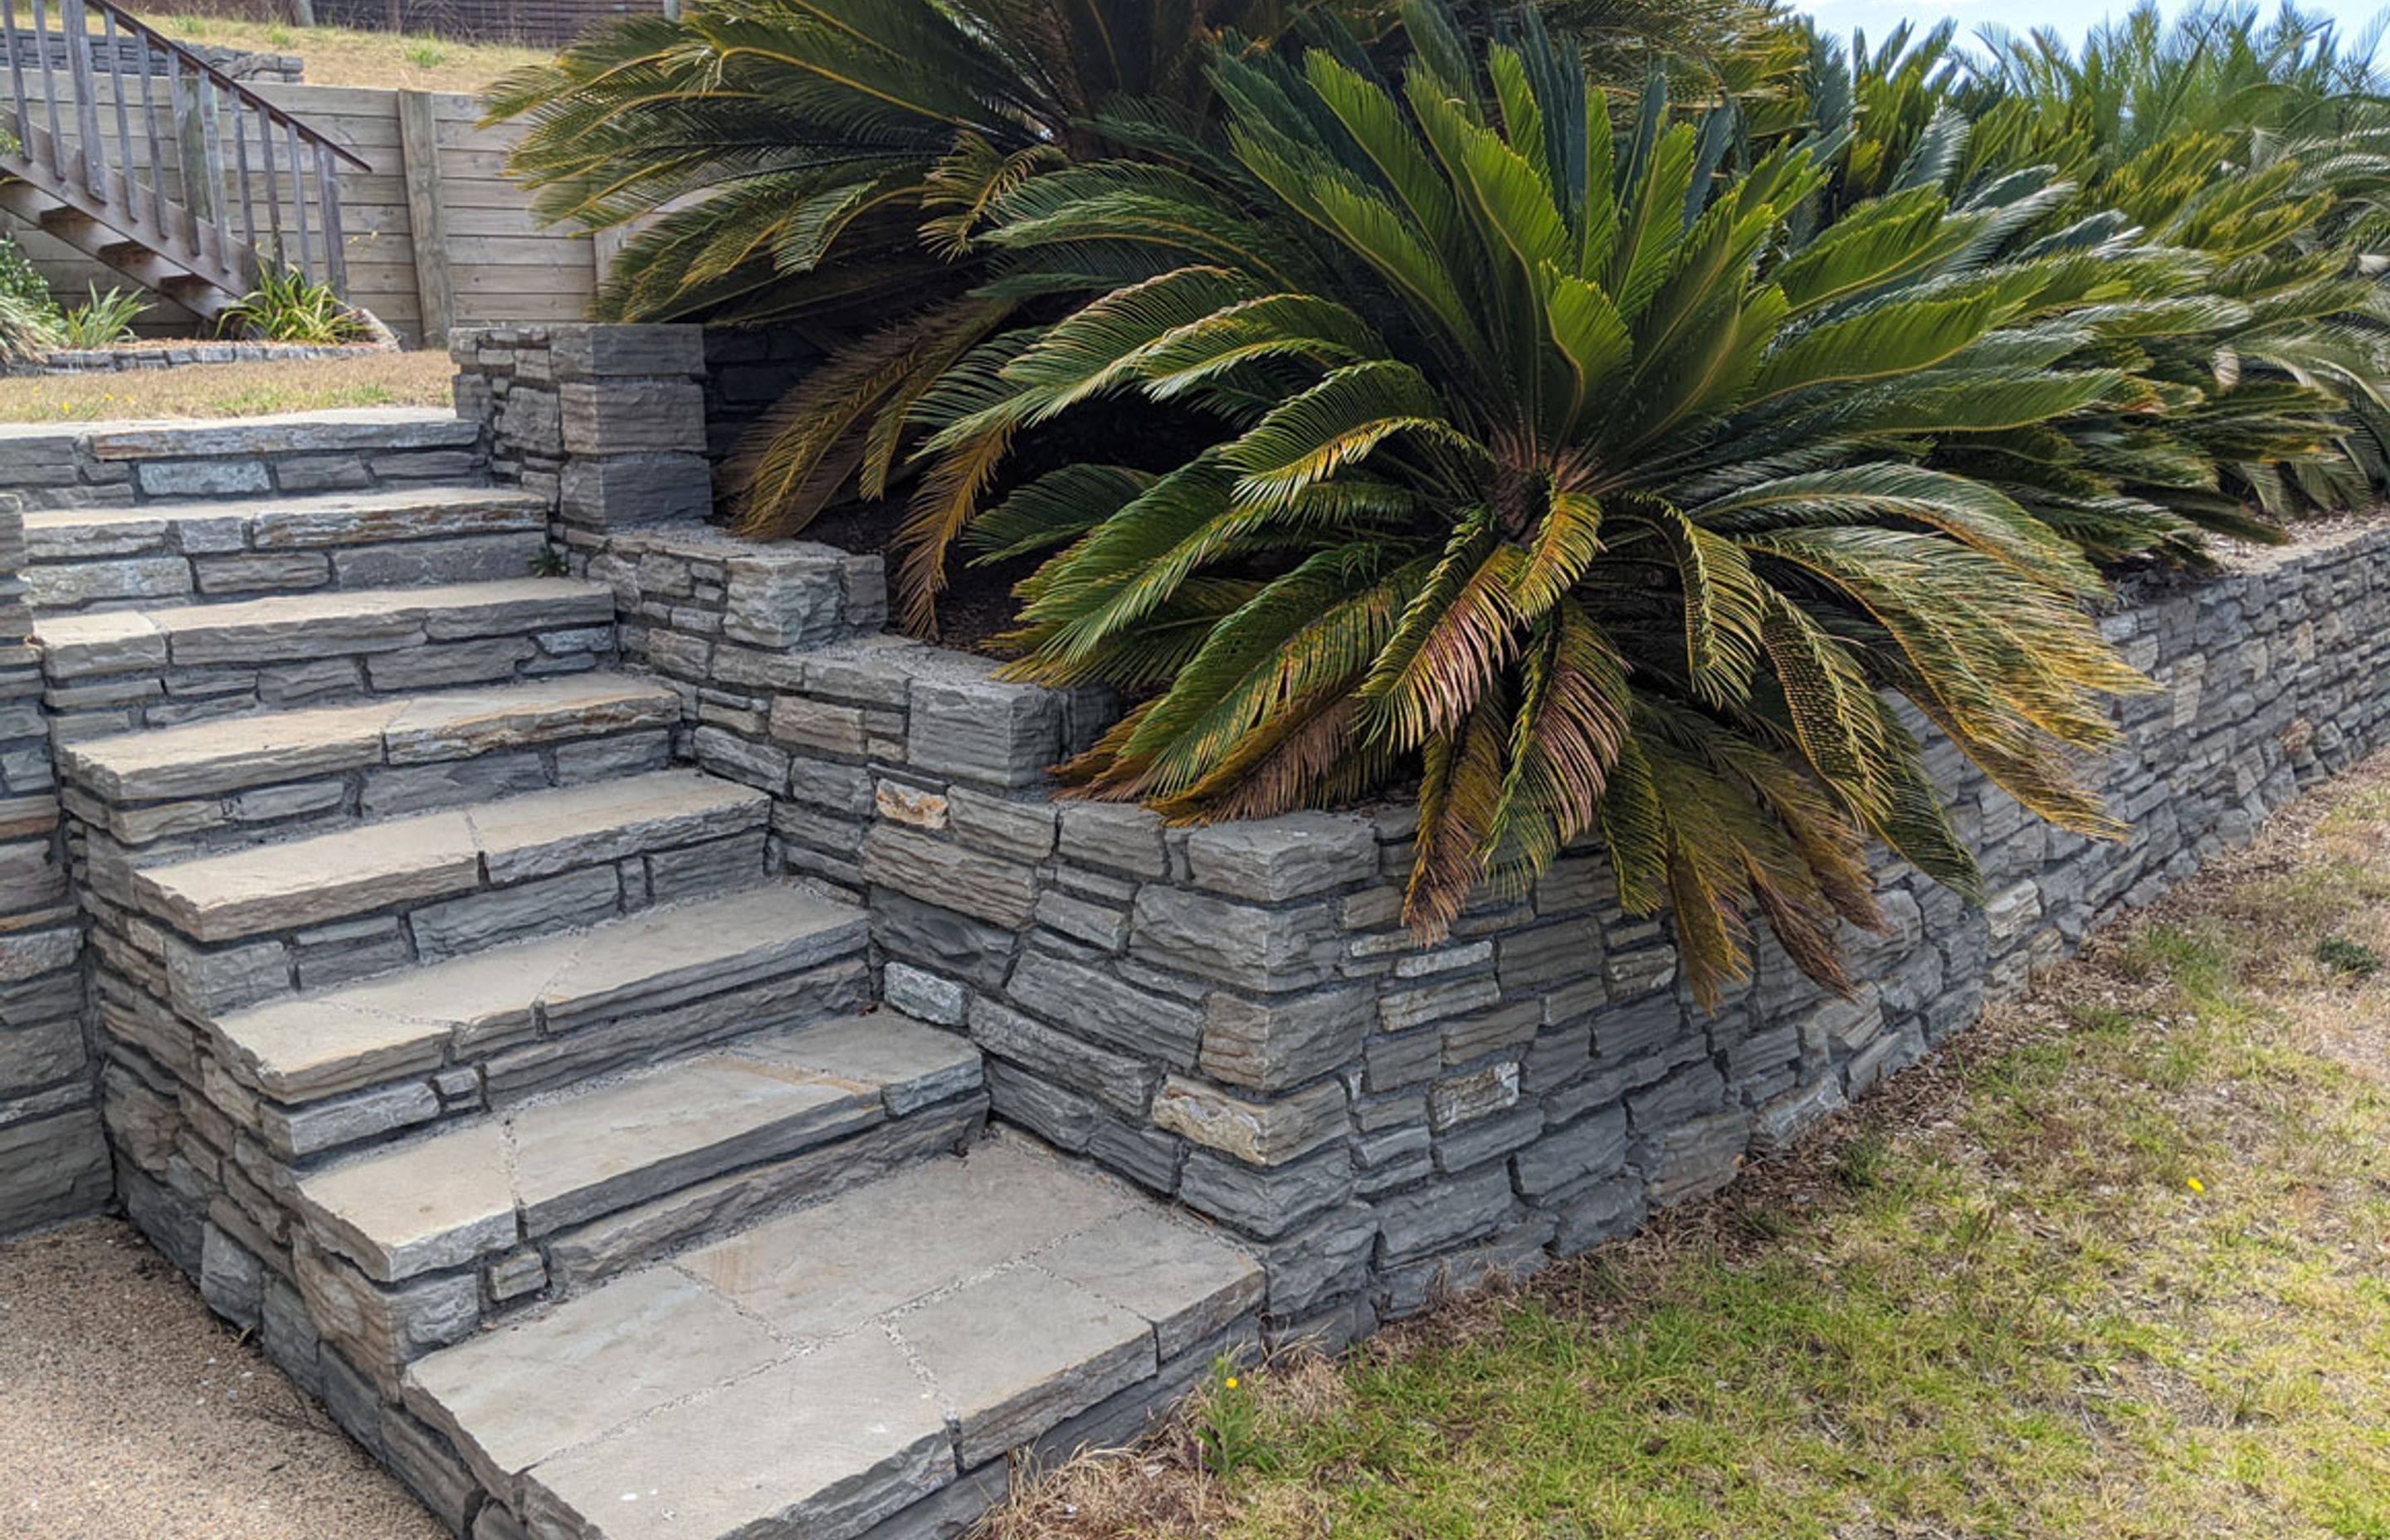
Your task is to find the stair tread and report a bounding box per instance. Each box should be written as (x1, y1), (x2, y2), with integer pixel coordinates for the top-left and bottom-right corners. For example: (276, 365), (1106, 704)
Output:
(213, 884), (871, 1104)
(80, 408), (480, 458)
(35, 576), (612, 652)
(399, 1136), (1261, 1533)
(23, 485), (546, 560)
(133, 768), (766, 942)
(294, 1006), (978, 1282)
(59, 672), (679, 802)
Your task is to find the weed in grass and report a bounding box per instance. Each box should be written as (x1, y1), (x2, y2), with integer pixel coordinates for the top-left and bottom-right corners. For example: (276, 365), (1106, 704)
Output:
(2314, 935), (2381, 978)
(266, 24), (292, 45)
(1830, 1129), (1891, 1191)
(1194, 1360), (1271, 1478)
(402, 40), (446, 68)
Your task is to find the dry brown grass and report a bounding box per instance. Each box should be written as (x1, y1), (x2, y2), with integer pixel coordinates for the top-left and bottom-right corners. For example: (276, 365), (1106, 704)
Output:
(988, 755), (2390, 1540)
(0, 351), (455, 422)
(161, 14), (551, 95)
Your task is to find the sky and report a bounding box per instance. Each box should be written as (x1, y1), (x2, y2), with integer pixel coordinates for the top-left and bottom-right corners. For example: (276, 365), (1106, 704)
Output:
(1792, 0), (2389, 46)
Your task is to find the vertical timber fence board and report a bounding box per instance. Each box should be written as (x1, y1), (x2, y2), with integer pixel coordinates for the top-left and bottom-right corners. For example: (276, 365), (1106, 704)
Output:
(396, 88), (451, 346)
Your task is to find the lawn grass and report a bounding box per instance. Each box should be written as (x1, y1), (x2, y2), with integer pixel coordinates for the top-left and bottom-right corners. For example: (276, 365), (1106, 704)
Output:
(160, 15), (552, 95)
(0, 351), (456, 422)
(996, 761), (2390, 1540)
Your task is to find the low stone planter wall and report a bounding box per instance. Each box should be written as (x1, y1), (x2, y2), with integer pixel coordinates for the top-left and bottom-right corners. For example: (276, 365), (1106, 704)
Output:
(0, 410), (485, 510)
(2, 341), (391, 378)
(0, 494), (108, 1235)
(461, 324), (2390, 1349)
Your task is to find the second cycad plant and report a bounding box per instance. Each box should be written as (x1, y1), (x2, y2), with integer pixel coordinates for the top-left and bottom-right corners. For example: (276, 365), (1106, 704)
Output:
(900, 2), (2153, 1003)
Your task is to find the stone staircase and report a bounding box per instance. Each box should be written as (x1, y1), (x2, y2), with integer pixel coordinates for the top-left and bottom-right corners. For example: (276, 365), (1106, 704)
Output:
(34, 412), (1261, 1540)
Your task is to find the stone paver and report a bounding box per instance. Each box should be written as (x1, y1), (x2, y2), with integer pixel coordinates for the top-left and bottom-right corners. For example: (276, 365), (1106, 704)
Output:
(295, 1121), (516, 1282)
(519, 1333), (952, 1540)
(58, 675), (676, 806)
(1028, 1210), (1266, 1358)
(207, 885), (871, 1104)
(510, 1062), (881, 1236)
(897, 1267), (1155, 1468)
(401, 1269), (783, 1499)
(34, 579), (614, 677)
(678, 1138), (1135, 1338)
(389, 1133), (1261, 1539)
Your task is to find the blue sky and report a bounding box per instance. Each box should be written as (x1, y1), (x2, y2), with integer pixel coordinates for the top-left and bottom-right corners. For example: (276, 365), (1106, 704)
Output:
(1792, 0), (2389, 46)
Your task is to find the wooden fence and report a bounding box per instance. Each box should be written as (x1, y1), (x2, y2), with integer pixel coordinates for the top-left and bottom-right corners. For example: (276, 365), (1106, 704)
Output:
(4, 80), (601, 344)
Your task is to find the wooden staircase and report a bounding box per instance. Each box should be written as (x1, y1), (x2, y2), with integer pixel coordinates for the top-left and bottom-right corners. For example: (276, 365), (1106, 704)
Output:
(0, 0), (361, 320)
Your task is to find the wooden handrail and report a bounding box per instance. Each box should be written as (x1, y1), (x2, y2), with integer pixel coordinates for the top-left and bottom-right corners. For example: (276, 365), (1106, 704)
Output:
(72, 0), (367, 171)
(0, 0), (359, 300)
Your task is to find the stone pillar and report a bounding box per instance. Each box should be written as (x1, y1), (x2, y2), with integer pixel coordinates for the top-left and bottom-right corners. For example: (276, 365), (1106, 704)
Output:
(452, 323), (713, 539)
(0, 492), (108, 1236)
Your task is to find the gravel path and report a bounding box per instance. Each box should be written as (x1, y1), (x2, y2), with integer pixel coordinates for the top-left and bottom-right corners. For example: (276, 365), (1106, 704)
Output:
(0, 1217), (441, 1540)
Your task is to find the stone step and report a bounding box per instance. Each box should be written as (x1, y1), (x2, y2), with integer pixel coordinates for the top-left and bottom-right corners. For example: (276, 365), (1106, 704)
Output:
(56, 672), (681, 856)
(75, 408), (480, 463)
(292, 1008), (983, 1296)
(33, 578), (617, 736)
(132, 768), (766, 945)
(207, 882), (872, 1117)
(119, 771), (772, 1017)
(392, 1133), (1261, 1540)
(22, 486), (552, 614)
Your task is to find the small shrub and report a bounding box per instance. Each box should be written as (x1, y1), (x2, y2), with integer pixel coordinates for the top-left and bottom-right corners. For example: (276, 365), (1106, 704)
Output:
(53, 285), (145, 348)
(0, 234), (61, 358)
(221, 267), (373, 345)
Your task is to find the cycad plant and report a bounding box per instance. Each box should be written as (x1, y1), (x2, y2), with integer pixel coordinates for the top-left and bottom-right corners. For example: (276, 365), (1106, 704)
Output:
(486, 0), (1312, 545)
(486, 0), (1793, 573)
(1788, 9), (2390, 552)
(903, 5), (2158, 1001)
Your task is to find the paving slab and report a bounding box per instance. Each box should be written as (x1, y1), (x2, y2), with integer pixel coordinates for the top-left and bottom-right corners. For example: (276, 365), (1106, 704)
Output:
(295, 1120), (518, 1282)
(135, 811), (482, 941)
(510, 1061), (884, 1236)
(401, 1269), (784, 1500)
(34, 579), (614, 676)
(519, 1333), (953, 1540)
(467, 772), (766, 884)
(211, 996), (455, 1102)
(895, 1267), (1155, 1468)
(1027, 1211), (1266, 1359)
(131, 772), (767, 943)
(728, 1011), (985, 1116)
(677, 1138), (1137, 1339)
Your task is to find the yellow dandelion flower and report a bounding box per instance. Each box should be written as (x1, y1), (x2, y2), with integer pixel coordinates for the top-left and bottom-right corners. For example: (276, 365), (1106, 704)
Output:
(2186, 1177), (2205, 1193)
(1224, 1377), (1240, 1391)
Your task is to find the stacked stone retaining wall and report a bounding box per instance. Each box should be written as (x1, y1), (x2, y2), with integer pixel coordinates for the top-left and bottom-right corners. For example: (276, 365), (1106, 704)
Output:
(473, 325), (2390, 1344)
(0, 493), (108, 1234)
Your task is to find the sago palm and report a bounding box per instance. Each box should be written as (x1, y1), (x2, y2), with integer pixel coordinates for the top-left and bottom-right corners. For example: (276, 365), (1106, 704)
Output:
(1787, 12), (2390, 556)
(903, 4), (2153, 1001)
(487, 0), (1795, 588)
